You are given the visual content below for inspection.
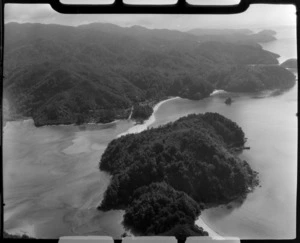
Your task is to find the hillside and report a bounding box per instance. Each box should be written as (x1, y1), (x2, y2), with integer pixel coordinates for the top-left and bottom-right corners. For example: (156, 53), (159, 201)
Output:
(3, 23), (295, 126)
(99, 113), (259, 236)
(207, 65), (296, 92)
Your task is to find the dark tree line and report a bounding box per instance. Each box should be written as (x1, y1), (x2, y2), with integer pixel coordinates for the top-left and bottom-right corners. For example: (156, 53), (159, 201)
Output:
(131, 104), (153, 121)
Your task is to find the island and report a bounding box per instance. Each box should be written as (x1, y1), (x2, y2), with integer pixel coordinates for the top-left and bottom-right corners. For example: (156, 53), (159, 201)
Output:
(225, 97), (232, 105)
(98, 113), (259, 239)
(3, 23), (296, 127)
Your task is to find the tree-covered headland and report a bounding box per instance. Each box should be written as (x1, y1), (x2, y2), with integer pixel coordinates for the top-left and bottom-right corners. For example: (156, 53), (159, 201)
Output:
(99, 113), (259, 237)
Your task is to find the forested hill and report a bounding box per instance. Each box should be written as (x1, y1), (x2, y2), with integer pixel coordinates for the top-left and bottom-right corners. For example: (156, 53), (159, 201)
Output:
(4, 23), (295, 126)
(99, 113), (259, 237)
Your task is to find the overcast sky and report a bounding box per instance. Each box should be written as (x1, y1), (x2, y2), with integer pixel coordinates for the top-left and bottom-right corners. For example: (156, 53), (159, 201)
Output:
(4, 1), (296, 31)
(60, 0), (240, 5)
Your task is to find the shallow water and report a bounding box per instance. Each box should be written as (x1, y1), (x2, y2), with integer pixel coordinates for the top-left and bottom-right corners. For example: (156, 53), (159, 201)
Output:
(3, 120), (134, 238)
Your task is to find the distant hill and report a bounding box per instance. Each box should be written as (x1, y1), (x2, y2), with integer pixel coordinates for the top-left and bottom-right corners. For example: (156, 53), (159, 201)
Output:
(186, 28), (253, 36)
(281, 58), (297, 69)
(3, 23), (295, 126)
(187, 28), (277, 45)
(251, 29), (277, 42)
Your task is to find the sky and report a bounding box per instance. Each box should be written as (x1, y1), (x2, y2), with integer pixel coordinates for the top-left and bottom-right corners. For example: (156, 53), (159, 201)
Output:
(4, 1), (296, 31)
(60, 0), (240, 5)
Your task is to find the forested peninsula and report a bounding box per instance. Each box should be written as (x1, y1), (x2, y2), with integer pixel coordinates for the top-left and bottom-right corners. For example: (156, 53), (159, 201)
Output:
(3, 23), (296, 126)
(99, 113), (259, 238)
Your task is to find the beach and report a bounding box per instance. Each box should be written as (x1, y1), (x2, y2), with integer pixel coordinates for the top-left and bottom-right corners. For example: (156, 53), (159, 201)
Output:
(117, 97), (180, 137)
(195, 217), (223, 239)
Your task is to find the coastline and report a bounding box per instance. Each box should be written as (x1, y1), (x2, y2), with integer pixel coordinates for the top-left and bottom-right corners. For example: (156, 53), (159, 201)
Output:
(195, 216), (223, 239)
(3, 97), (178, 130)
(117, 96), (180, 138)
(3, 118), (121, 131)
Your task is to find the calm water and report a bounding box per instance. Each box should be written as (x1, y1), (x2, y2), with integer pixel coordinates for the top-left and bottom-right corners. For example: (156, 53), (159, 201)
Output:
(3, 120), (134, 238)
(3, 26), (297, 239)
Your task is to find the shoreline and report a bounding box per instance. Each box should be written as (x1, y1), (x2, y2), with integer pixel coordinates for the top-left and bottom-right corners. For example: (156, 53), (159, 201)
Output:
(195, 216), (223, 239)
(3, 118), (121, 131)
(210, 89), (227, 96)
(116, 96), (180, 138)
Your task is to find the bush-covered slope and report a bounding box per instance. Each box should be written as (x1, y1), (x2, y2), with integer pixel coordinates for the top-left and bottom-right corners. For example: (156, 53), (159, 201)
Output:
(4, 23), (295, 126)
(207, 65), (296, 92)
(99, 113), (259, 235)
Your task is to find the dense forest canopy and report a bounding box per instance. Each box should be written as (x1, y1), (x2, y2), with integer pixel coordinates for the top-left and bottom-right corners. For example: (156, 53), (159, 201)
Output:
(130, 104), (153, 122)
(99, 113), (259, 236)
(123, 182), (205, 237)
(3, 23), (295, 126)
